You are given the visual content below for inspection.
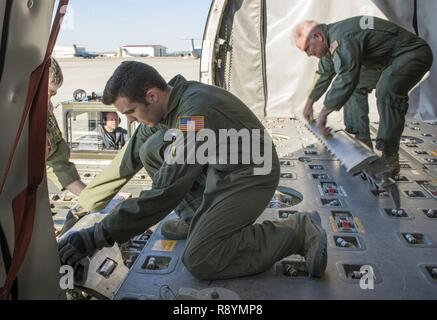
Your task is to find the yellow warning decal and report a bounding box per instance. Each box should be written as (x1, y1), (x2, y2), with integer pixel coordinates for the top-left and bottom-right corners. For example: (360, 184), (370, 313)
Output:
(431, 150), (437, 157)
(152, 240), (177, 252)
(329, 216), (339, 233)
(354, 217), (366, 234)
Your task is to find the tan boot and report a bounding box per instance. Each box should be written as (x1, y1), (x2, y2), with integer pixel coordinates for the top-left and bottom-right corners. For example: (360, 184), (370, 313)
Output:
(161, 217), (190, 240)
(301, 211), (328, 278)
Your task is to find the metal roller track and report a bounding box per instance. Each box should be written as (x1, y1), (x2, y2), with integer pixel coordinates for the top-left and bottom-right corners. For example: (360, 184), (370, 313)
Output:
(304, 122), (378, 175)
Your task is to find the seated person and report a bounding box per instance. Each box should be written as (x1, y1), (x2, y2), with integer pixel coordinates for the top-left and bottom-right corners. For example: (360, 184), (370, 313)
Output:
(98, 112), (128, 150)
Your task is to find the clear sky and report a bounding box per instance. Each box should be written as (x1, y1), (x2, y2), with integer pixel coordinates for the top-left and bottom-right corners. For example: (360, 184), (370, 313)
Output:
(56, 0), (212, 52)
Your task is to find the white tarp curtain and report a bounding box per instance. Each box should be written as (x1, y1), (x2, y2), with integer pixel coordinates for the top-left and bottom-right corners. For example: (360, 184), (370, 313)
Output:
(0, 0), (63, 299)
(264, 0), (436, 120)
(372, 0), (437, 120)
(219, 0), (266, 117)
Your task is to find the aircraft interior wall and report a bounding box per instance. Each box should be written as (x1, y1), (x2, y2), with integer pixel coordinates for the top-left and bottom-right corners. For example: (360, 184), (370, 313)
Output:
(0, 0), (63, 299)
(372, 0), (437, 120)
(215, 0), (436, 120)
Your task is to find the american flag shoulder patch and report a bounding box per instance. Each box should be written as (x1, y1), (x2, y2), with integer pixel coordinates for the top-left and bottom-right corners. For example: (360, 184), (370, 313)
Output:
(330, 40), (339, 54)
(178, 116), (205, 132)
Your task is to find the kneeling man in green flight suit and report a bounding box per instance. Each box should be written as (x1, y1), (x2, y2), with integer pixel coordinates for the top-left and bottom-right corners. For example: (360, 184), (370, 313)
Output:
(58, 61), (328, 279)
(295, 16), (433, 177)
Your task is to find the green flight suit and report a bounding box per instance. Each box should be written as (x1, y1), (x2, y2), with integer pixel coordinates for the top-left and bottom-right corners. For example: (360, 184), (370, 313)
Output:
(46, 110), (81, 189)
(310, 58), (381, 146)
(91, 75), (308, 280)
(78, 124), (162, 212)
(78, 123), (203, 223)
(315, 16), (433, 154)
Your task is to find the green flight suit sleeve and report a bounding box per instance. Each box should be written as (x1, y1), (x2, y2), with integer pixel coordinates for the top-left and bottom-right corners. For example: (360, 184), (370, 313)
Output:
(46, 138), (81, 189)
(101, 111), (213, 243)
(78, 124), (160, 212)
(324, 37), (362, 111)
(308, 57), (335, 102)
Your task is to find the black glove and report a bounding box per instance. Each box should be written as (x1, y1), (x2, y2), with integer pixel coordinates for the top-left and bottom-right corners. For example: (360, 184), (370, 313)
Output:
(58, 223), (114, 265)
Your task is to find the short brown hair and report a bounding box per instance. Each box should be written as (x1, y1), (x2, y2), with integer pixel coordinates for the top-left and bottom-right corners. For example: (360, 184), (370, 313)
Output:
(102, 61), (167, 105)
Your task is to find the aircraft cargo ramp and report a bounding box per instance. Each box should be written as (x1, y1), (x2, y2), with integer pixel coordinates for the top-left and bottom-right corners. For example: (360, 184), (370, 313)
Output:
(108, 117), (437, 300)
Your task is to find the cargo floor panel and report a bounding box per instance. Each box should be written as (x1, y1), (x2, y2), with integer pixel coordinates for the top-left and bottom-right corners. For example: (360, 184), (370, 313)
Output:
(114, 118), (437, 300)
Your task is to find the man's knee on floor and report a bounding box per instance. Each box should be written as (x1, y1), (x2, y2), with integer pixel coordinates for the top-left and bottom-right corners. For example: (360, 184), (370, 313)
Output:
(182, 246), (217, 280)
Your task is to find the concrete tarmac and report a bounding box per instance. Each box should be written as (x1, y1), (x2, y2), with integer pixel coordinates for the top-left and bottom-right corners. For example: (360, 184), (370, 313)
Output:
(53, 56), (200, 106)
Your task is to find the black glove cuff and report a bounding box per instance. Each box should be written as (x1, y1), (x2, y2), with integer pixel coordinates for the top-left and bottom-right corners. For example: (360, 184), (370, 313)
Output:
(92, 223), (115, 249)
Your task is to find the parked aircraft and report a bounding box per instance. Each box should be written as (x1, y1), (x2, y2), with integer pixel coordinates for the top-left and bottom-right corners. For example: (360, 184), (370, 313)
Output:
(121, 48), (149, 58)
(184, 38), (202, 59)
(73, 44), (99, 59)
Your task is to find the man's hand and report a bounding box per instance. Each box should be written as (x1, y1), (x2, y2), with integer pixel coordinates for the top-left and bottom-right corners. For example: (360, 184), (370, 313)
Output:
(303, 98), (315, 123)
(316, 106), (334, 136)
(58, 223), (113, 265)
(58, 204), (89, 237)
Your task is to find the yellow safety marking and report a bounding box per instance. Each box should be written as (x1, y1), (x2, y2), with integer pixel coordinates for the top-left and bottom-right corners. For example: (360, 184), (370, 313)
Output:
(329, 216), (339, 233)
(354, 217), (366, 234)
(431, 150), (437, 157)
(152, 240), (177, 252)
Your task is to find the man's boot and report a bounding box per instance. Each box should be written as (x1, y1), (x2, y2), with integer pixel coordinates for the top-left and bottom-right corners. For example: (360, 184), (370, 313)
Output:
(382, 151), (400, 178)
(300, 211), (328, 278)
(161, 216), (190, 240)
